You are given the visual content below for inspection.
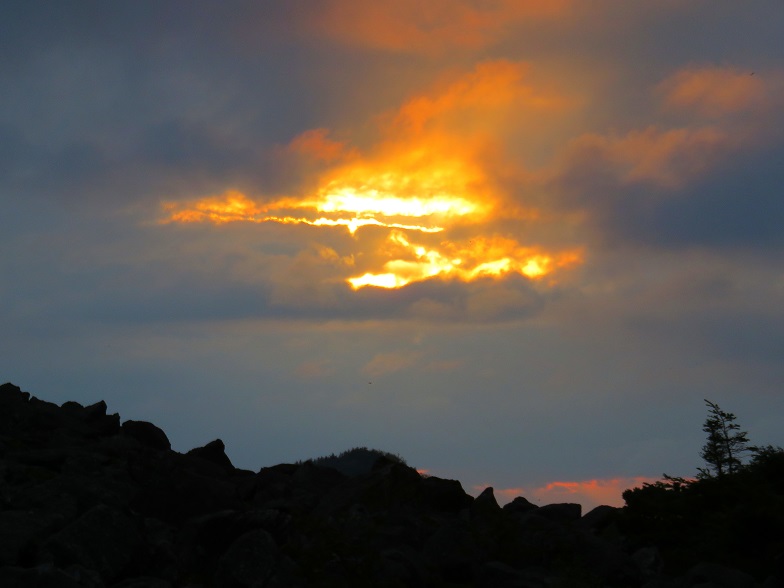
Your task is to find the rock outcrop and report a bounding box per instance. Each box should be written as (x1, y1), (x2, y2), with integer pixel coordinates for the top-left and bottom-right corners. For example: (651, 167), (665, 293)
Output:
(0, 382), (778, 587)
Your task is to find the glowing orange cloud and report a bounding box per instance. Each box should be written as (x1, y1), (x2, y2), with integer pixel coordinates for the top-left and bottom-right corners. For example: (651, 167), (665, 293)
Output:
(348, 232), (582, 290)
(389, 60), (574, 138)
(161, 191), (266, 224)
(160, 60), (583, 291)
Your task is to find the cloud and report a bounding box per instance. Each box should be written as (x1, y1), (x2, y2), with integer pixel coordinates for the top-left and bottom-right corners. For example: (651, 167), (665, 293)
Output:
(565, 125), (731, 189)
(156, 59), (584, 318)
(286, 128), (356, 162)
(388, 60), (574, 136)
(363, 351), (422, 378)
(306, 0), (572, 54)
(539, 63), (784, 252)
(296, 359), (335, 380)
(658, 66), (772, 118)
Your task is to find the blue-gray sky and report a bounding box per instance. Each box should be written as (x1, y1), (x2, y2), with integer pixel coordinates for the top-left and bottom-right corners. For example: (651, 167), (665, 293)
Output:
(2, 1), (783, 508)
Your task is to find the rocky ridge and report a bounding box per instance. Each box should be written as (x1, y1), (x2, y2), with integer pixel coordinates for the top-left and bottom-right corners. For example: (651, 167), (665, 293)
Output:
(0, 383), (775, 587)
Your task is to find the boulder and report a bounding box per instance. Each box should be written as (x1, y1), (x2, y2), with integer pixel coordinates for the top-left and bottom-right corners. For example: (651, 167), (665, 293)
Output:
(537, 502), (581, 523)
(213, 529), (279, 587)
(61, 400), (121, 437)
(685, 562), (756, 588)
(186, 439), (235, 472)
(121, 421), (171, 451)
(113, 577), (172, 588)
(0, 510), (59, 566)
(422, 476), (473, 513)
(130, 462), (239, 524)
(42, 504), (144, 583)
(0, 564), (83, 588)
(580, 504), (619, 531)
(502, 495), (538, 515)
(478, 561), (552, 588)
(423, 519), (477, 583)
(0, 382), (29, 404)
(472, 486), (502, 519)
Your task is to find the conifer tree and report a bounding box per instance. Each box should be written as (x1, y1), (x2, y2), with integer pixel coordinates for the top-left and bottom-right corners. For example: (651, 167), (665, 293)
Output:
(698, 399), (751, 479)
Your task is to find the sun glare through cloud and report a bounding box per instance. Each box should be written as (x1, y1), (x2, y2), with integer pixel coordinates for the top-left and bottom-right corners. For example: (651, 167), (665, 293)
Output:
(159, 60), (584, 292)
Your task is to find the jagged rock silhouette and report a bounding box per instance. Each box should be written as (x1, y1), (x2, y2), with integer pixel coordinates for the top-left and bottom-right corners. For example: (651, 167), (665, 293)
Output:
(0, 382), (778, 587)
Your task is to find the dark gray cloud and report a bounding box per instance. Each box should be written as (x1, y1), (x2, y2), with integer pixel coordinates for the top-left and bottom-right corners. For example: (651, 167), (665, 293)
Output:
(549, 120), (784, 252)
(617, 144), (784, 249)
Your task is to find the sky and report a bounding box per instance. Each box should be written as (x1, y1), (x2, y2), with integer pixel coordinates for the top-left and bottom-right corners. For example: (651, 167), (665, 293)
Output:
(2, 1), (784, 510)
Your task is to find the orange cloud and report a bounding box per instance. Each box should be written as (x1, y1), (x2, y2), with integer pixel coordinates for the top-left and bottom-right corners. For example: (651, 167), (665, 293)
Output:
(562, 125), (731, 188)
(308, 0), (572, 54)
(159, 60), (583, 294)
(485, 476), (660, 510)
(391, 60), (572, 136)
(287, 128), (355, 162)
(659, 66), (769, 117)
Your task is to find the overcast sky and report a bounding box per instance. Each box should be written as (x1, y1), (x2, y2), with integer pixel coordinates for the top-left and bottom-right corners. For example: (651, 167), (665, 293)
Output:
(3, 1), (784, 509)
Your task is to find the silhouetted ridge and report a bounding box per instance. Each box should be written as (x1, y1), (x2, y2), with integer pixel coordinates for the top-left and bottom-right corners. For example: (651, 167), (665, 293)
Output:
(303, 446), (407, 477)
(1, 382), (780, 586)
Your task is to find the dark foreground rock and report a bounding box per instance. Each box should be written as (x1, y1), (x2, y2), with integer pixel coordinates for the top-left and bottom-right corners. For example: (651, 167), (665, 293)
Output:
(0, 382), (778, 586)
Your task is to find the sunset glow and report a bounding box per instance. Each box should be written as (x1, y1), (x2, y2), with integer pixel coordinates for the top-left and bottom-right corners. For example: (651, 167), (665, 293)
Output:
(161, 162), (486, 235)
(157, 55), (588, 292)
(347, 232), (582, 289)
(485, 476), (661, 510)
(161, 184), (580, 290)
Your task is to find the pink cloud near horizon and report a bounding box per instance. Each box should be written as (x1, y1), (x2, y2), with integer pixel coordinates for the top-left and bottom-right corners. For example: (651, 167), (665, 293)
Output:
(476, 476), (660, 511)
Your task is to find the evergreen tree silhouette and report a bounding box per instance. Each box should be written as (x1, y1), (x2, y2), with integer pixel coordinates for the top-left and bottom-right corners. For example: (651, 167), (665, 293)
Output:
(698, 399), (751, 479)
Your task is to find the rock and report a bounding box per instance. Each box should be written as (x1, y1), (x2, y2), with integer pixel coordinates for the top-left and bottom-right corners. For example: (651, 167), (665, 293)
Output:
(0, 510), (61, 566)
(242, 466), (294, 505)
(130, 461), (240, 524)
(112, 577), (172, 588)
(2, 382), (780, 587)
(0, 382), (29, 404)
(423, 519), (478, 583)
(478, 560), (552, 588)
(0, 564), (83, 588)
(213, 529), (279, 587)
(422, 476), (473, 513)
(60, 401), (84, 413)
(60, 564), (103, 588)
(61, 400), (120, 437)
(632, 546), (663, 578)
(318, 461), (424, 514)
(377, 548), (426, 587)
(121, 421), (171, 451)
(42, 504), (144, 583)
(580, 504), (619, 531)
(291, 461), (347, 497)
(685, 562), (756, 588)
(537, 502), (581, 522)
(186, 439), (235, 472)
(473, 486), (502, 515)
(503, 495), (539, 515)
